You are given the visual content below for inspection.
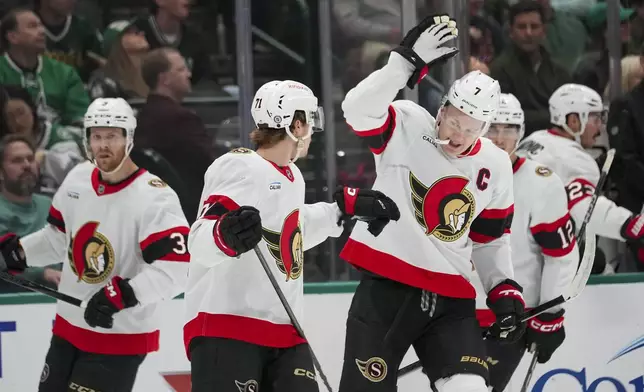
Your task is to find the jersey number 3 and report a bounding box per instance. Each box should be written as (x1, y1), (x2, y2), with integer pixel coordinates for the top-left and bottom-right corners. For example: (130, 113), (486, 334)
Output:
(171, 232), (187, 254)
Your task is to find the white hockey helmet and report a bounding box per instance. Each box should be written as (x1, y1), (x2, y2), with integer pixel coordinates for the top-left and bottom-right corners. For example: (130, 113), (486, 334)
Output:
(446, 70), (501, 136)
(250, 80), (324, 140)
(489, 93), (525, 148)
(83, 97), (137, 174)
(549, 83), (605, 143)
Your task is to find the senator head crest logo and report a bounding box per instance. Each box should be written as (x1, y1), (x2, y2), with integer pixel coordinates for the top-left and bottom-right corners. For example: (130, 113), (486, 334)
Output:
(262, 210), (303, 281)
(410, 174), (475, 242)
(68, 221), (115, 284)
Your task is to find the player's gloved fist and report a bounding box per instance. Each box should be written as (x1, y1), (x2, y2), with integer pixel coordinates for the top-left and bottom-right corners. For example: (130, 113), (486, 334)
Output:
(525, 310), (565, 364)
(392, 14), (459, 88)
(334, 187), (400, 237)
(214, 206), (262, 256)
(0, 233), (27, 272)
(621, 214), (644, 245)
(486, 279), (526, 344)
(84, 276), (138, 329)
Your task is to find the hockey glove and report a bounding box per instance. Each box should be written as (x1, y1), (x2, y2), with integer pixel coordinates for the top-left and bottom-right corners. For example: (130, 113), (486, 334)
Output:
(84, 276), (138, 329)
(214, 206), (262, 256)
(621, 214), (644, 245)
(392, 14), (459, 89)
(525, 310), (565, 364)
(334, 187), (400, 237)
(486, 279), (526, 344)
(0, 233), (27, 272)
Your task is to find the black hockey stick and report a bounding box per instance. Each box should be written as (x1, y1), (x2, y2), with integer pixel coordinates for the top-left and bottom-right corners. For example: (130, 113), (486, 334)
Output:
(253, 246), (334, 392)
(520, 344), (540, 392)
(397, 149), (615, 379)
(0, 270), (87, 308)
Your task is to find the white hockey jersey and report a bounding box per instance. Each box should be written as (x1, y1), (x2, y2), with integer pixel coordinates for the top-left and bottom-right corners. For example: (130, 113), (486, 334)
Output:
(184, 148), (344, 356)
(21, 162), (190, 355)
(516, 130), (632, 239)
(339, 52), (515, 299)
(474, 157), (579, 326)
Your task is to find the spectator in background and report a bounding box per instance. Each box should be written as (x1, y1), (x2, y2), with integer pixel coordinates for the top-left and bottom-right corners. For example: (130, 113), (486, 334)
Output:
(630, 0), (644, 54)
(133, 0), (209, 84)
(0, 134), (61, 292)
(536, 0), (588, 73)
(573, 2), (635, 95)
(35, 0), (103, 82)
(136, 48), (213, 223)
(469, 0), (505, 64)
(604, 55), (644, 99)
(88, 20), (149, 101)
(490, 0), (571, 136)
(0, 84), (83, 195)
(0, 8), (89, 127)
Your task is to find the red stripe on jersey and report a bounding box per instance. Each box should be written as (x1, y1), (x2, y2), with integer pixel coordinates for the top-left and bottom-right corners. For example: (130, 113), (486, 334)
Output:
(52, 315), (159, 355)
(476, 309), (496, 327)
(478, 205), (514, 220)
(566, 178), (595, 210)
(530, 213), (576, 257)
(47, 205), (65, 233)
(183, 312), (307, 359)
(201, 195), (241, 220)
(458, 138), (482, 158)
(347, 105), (397, 155)
(469, 230), (510, 244)
(213, 218), (238, 257)
(530, 214), (571, 234)
(512, 157), (527, 173)
(340, 238), (476, 299)
(91, 168), (146, 196)
(139, 226), (190, 262)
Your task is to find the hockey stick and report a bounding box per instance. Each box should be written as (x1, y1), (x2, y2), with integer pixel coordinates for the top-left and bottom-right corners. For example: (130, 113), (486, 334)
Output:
(397, 149), (615, 379)
(253, 246), (334, 392)
(520, 345), (539, 392)
(0, 270), (87, 308)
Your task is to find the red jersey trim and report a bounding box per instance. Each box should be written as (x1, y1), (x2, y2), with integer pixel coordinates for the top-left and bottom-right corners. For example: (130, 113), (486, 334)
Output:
(91, 168), (146, 196)
(566, 178), (595, 210)
(512, 157), (527, 174)
(340, 238), (476, 299)
(265, 160), (296, 182)
(52, 315), (160, 355)
(183, 313), (307, 359)
(47, 205), (65, 233)
(348, 105), (397, 155)
(458, 138), (482, 158)
(202, 195), (241, 220)
(139, 226), (191, 262)
(476, 309), (496, 327)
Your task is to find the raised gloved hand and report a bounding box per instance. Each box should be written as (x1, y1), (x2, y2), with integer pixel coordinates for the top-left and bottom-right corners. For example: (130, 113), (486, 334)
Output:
(84, 276), (138, 329)
(0, 233), (27, 272)
(214, 206), (262, 256)
(334, 187), (400, 237)
(392, 14), (459, 89)
(486, 279), (526, 344)
(525, 310), (565, 363)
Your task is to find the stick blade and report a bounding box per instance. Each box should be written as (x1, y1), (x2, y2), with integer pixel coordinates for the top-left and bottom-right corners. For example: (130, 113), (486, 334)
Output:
(564, 229), (596, 301)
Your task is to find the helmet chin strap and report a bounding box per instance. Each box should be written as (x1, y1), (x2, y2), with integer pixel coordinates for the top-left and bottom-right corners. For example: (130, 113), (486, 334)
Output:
(285, 126), (311, 164)
(562, 122), (585, 144)
(88, 143), (134, 175)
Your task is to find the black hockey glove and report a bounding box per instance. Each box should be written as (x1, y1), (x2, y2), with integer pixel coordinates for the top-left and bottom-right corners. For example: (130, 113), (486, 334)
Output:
(486, 279), (526, 344)
(214, 206), (262, 256)
(333, 187), (400, 237)
(525, 309), (565, 364)
(392, 14), (459, 89)
(84, 276), (138, 329)
(621, 214), (644, 245)
(0, 233), (27, 272)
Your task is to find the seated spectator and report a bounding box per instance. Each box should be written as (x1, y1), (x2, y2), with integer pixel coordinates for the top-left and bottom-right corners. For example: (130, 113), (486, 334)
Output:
(0, 134), (61, 292)
(136, 48), (213, 223)
(0, 84), (84, 195)
(573, 2), (635, 95)
(490, 0), (571, 136)
(604, 55), (644, 99)
(35, 0), (103, 82)
(0, 8), (89, 126)
(132, 0), (210, 84)
(470, 0), (505, 64)
(88, 20), (150, 101)
(538, 0), (588, 73)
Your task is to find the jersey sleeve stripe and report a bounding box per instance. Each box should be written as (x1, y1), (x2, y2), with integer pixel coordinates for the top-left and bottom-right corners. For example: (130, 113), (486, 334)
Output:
(347, 105), (397, 155)
(46, 205), (65, 233)
(531, 214), (576, 257)
(566, 178), (595, 210)
(140, 226), (190, 263)
(469, 207), (514, 244)
(201, 195), (240, 220)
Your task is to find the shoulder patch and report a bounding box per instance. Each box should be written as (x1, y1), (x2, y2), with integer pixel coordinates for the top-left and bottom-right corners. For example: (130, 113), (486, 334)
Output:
(535, 166), (552, 177)
(230, 147), (253, 154)
(148, 178), (168, 188)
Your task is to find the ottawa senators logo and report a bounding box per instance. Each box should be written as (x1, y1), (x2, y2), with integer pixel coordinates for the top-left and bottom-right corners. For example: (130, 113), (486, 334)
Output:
(262, 210), (303, 281)
(67, 222), (115, 284)
(535, 166), (552, 177)
(235, 379), (258, 392)
(410, 174), (476, 242)
(355, 357), (387, 382)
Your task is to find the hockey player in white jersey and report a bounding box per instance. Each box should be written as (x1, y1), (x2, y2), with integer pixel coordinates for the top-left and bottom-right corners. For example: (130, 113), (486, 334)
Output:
(474, 93), (578, 391)
(0, 98), (190, 392)
(337, 16), (526, 392)
(184, 80), (400, 392)
(517, 84), (644, 268)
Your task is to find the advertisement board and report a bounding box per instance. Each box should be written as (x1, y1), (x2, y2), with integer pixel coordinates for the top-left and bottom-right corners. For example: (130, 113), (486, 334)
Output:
(0, 278), (642, 392)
